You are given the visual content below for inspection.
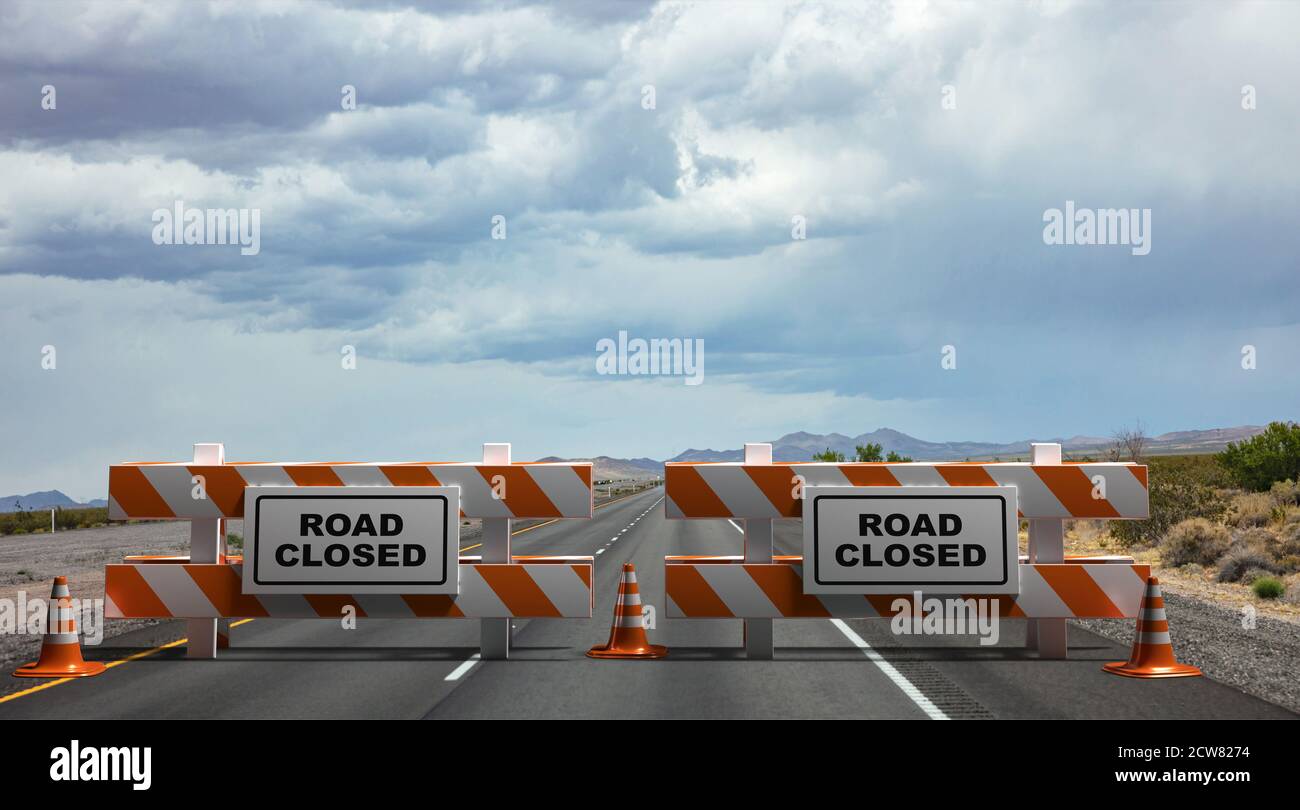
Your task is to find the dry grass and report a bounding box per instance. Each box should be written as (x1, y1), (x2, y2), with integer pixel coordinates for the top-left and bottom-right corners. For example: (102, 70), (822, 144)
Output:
(1064, 520), (1300, 624)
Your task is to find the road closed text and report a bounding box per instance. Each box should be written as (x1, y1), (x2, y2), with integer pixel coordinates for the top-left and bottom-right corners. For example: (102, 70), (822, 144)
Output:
(836, 512), (987, 568)
(243, 487), (459, 595)
(274, 513), (425, 568)
(803, 486), (1019, 595)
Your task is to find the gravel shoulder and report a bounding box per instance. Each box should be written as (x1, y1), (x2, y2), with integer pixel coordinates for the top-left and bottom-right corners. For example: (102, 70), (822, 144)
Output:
(1075, 587), (1300, 714)
(0, 521), (196, 671)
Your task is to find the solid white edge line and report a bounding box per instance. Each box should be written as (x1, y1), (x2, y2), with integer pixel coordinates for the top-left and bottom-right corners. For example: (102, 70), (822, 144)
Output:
(829, 619), (949, 720)
(445, 653), (481, 681)
(724, 515), (946, 720)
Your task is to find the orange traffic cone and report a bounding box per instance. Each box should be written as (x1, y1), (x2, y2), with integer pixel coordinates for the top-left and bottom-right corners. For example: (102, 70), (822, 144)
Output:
(1103, 577), (1201, 679)
(14, 577), (106, 678)
(588, 563), (667, 659)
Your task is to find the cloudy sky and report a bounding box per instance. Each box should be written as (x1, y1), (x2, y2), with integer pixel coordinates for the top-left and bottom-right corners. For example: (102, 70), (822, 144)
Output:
(2, 0), (1298, 501)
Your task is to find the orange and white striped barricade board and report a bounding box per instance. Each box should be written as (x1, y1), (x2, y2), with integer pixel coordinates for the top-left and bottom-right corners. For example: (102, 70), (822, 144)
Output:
(105, 445), (595, 660)
(664, 448), (1150, 658)
(109, 459), (593, 520)
(665, 556), (1151, 620)
(664, 459), (1148, 520)
(106, 557), (595, 619)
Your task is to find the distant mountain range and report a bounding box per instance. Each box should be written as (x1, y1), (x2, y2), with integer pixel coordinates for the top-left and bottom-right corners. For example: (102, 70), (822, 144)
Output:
(0, 490), (107, 513)
(2, 427), (1271, 509)
(664, 425), (1268, 463)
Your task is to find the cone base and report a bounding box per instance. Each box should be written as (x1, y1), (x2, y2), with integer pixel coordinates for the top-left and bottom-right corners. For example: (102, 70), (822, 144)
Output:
(1102, 661), (1201, 679)
(587, 644), (667, 660)
(13, 660), (106, 679)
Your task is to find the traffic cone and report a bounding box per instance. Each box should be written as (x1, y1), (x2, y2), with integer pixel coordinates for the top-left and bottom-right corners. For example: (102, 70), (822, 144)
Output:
(1103, 577), (1201, 679)
(588, 563), (667, 659)
(14, 577), (106, 678)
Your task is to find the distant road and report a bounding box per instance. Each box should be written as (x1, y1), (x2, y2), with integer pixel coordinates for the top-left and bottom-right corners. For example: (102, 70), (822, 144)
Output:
(1, 487), (1293, 719)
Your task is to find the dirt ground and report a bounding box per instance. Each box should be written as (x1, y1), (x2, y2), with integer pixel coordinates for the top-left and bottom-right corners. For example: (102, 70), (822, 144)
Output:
(0, 520), (199, 669)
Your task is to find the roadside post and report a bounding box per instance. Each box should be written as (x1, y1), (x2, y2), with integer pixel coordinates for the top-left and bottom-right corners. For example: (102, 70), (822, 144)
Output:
(663, 445), (1152, 658)
(104, 444), (594, 662)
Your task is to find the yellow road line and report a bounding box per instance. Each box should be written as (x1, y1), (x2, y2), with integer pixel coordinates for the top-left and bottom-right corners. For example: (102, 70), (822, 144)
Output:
(0, 618), (255, 705)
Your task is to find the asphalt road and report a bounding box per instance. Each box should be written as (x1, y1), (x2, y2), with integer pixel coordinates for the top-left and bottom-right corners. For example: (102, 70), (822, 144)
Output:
(1, 486), (1294, 719)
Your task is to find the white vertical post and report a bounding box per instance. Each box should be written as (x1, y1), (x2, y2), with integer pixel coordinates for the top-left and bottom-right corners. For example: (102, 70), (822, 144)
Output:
(217, 517), (230, 649)
(480, 442), (511, 660)
(1027, 442), (1067, 659)
(188, 442), (224, 659)
(51, 508), (55, 534)
(743, 443), (774, 660)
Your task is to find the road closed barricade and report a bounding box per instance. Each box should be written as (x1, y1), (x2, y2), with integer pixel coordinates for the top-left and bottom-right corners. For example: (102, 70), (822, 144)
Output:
(664, 442), (1152, 660)
(105, 442), (592, 660)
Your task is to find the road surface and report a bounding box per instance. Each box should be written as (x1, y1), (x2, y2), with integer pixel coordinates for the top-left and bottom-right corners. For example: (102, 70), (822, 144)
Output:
(1, 486), (1293, 719)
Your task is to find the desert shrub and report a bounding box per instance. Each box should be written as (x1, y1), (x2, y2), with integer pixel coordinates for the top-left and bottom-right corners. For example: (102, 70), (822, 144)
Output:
(1218, 422), (1300, 492)
(1277, 555), (1300, 574)
(1228, 492), (1275, 527)
(1252, 577), (1285, 599)
(1271, 479), (1300, 508)
(1237, 526), (1278, 550)
(1279, 521), (1300, 555)
(1161, 518), (1231, 567)
(1112, 464), (1229, 548)
(1243, 567), (1275, 584)
(1216, 546), (1277, 583)
(227, 532), (244, 549)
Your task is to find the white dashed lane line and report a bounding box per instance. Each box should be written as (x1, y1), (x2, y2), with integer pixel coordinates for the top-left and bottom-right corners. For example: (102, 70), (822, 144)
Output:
(602, 495), (664, 552)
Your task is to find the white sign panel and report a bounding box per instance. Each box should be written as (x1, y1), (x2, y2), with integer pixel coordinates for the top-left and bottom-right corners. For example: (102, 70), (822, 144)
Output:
(243, 486), (459, 595)
(803, 486), (1019, 595)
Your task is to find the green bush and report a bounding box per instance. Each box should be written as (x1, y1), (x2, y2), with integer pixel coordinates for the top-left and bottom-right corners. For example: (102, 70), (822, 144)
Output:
(854, 443), (882, 462)
(1111, 461), (1229, 548)
(227, 532), (244, 550)
(1252, 577), (1285, 599)
(1161, 518), (1231, 567)
(812, 448), (845, 462)
(1218, 422), (1300, 492)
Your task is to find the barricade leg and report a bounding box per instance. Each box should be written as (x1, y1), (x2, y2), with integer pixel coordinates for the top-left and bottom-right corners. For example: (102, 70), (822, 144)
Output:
(480, 443), (512, 660)
(1028, 443), (1067, 659)
(187, 442), (224, 659)
(743, 443), (774, 660)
